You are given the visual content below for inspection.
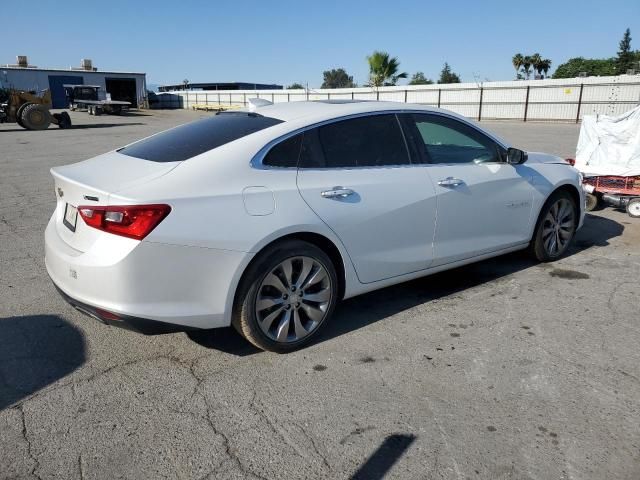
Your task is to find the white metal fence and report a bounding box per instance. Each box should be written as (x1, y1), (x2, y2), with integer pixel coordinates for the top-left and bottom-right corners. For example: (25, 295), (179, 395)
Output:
(154, 75), (640, 122)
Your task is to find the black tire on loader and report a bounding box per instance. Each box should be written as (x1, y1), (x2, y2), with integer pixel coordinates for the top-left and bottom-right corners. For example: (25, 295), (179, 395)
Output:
(53, 112), (72, 129)
(20, 104), (52, 130)
(16, 102), (33, 129)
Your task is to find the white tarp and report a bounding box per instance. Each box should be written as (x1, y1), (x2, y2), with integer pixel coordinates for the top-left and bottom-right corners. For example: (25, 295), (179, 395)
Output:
(575, 105), (640, 177)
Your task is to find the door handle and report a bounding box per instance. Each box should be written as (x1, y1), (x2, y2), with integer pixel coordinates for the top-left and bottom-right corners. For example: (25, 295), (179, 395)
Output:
(321, 187), (355, 199)
(438, 177), (465, 187)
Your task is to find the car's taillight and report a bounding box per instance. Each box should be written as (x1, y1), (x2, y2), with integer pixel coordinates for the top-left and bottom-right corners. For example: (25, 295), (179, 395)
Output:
(77, 204), (171, 240)
(565, 158), (576, 166)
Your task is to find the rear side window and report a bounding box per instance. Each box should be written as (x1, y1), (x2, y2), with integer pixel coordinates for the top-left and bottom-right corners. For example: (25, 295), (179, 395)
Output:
(317, 114), (410, 168)
(263, 134), (303, 167)
(119, 112), (283, 162)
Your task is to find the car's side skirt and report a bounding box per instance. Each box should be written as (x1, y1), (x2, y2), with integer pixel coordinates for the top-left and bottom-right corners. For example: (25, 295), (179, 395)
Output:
(343, 242), (530, 300)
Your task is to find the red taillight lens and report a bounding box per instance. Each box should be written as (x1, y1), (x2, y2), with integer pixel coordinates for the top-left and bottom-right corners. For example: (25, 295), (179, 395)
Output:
(565, 158), (576, 166)
(78, 204), (171, 240)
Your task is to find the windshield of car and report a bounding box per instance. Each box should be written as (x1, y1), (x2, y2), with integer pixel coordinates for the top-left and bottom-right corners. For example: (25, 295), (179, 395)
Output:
(118, 112), (283, 162)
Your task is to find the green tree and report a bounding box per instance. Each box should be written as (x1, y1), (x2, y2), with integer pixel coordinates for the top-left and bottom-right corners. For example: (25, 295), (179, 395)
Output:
(616, 28), (634, 74)
(287, 83), (305, 89)
(438, 63), (461, 84)
(366, 51), (407, 87)
(512, 53), (524, 79)
(408, 72), (434, 85)
(552, 57), (617, 78)
(321, 68), (356, 89)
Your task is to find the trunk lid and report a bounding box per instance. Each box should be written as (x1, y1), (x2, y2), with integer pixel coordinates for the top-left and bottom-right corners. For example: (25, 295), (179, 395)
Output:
(51, 151), (179, 252)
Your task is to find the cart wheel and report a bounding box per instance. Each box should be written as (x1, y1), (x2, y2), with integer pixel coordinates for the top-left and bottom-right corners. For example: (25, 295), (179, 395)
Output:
(585, 193), (600, 212)
(627, 198), (640, 218)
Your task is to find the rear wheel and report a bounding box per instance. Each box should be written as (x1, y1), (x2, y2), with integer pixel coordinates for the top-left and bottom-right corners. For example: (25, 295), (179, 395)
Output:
(54, 112), (72, 129)
(529, 190), (578, 262)
(232, 240), (338, 353)
(20, 104), (51, 130)
(627, 198), (640, 218)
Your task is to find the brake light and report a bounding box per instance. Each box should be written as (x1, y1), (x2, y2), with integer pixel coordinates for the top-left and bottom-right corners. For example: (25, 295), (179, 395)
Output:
(565, 158), (576, 166)
(77, 204), (171, 240)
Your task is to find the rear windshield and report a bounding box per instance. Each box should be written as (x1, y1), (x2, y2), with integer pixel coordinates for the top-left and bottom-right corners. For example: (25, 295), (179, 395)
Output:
(119, 112), (283, 162)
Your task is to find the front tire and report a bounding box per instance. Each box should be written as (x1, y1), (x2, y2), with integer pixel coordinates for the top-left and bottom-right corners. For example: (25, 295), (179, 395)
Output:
(585, 193), (600, 212)
(20, 104), (52, 130)
(232, 240), (338, 353)
(529, 190), (578, 262)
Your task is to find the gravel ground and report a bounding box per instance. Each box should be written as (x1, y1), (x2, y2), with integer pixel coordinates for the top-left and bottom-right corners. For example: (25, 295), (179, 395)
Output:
(1, 110), (639, 480)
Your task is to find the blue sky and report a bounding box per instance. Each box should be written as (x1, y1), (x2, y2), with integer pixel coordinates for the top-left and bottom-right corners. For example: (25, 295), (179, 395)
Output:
(1, 0), (638, 88)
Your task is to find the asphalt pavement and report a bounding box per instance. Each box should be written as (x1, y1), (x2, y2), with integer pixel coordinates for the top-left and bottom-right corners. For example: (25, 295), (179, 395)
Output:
(1, 110), (639, 479)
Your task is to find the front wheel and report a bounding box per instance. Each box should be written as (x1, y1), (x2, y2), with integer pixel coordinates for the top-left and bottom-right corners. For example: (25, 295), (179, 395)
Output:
(529, 190), (578, 262)
(585, 193), (600, 212)
(232, 240), (338, 353)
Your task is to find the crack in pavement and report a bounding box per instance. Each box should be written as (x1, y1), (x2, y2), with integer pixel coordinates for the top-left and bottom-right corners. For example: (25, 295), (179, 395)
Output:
(15, 404), (43, 480)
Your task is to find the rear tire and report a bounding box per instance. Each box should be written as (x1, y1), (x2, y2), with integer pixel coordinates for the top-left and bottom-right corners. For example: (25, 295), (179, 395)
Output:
(20, 104), (51, 130)
(232, 240), (338, 353)
(54, 111), (72, 129)
(627, 198), (640, 218)
(529, 190), (578, 262)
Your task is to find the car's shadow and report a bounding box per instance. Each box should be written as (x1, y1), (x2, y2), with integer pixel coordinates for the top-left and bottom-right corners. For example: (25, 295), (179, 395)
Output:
(190, 213), (623, 354)
(0, 315), (86, 410)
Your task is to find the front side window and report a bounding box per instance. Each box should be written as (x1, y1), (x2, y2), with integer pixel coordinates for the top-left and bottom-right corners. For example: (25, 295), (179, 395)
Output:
(410, 114), (502, 164)
(316, 114), (410, 168)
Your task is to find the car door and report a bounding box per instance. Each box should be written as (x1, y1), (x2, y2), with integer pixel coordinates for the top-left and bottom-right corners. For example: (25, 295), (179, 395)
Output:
(402, 113), (535, 266)
(296, 113), (438, 284)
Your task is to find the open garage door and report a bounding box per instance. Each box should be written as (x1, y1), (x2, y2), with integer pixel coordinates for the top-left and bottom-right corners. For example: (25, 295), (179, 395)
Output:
(49, 75), (84, 108)
(105, 78), (137, 107)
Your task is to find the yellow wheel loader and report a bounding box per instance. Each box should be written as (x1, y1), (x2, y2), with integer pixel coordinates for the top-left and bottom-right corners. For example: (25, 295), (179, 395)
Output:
(0, 89), (71, 130)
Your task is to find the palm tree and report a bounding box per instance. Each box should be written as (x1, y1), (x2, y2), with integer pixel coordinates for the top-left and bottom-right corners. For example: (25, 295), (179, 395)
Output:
(540, 59), (552, 78)
(512, 53), (524, 79)
(530, 53), (543, 78)
(522, 56), (533, 80)
(366, 51), (408, 87)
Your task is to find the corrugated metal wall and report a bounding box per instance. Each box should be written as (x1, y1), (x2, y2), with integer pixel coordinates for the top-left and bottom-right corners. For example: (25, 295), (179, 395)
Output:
(156, 75), (640, 122)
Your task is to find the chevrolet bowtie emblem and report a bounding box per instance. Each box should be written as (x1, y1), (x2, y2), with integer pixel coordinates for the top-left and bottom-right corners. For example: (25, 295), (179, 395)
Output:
(57, 187), (64, 198)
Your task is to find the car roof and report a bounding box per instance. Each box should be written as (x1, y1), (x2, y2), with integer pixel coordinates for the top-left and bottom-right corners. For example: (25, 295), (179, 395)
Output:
(243, 100), (508, 150)
(254, 100), (447, 123)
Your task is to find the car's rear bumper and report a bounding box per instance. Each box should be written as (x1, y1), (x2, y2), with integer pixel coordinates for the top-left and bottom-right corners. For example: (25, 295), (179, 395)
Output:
(45, 214), (252, 330)
(52, 283), (193, 334)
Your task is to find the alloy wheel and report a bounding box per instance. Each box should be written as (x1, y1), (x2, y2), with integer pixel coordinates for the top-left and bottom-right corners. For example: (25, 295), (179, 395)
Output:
(255, 256), (332, 343)
(542, 198), (575, 256)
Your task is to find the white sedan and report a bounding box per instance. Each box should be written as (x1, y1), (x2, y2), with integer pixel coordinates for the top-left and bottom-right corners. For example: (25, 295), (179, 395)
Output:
(45, 100), (584, 352)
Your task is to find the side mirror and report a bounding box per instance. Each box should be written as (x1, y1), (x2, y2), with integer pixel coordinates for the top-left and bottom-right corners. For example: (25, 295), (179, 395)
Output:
(507, 147), (527, 165)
